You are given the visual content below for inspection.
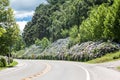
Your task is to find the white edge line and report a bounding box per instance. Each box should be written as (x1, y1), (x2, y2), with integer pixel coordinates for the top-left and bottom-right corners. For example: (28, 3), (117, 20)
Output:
(75, 64), (90, 80)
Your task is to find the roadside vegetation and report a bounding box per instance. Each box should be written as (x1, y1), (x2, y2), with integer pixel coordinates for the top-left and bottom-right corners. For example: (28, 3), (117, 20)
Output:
(20, 0), (120, 62)
(0, 56), (18, 70)
(18, 51), (120, 63)
(88, 51), (120, 63)
(0, 0), (20, 67)
(1, 0), (120, 64)
(117, 66), (120, 71)
(0, 61), (18, 70)
(23, 0), (117, 47)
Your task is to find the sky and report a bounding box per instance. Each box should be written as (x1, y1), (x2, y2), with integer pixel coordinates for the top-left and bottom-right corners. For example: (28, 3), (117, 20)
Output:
(10, 0), (47, 32)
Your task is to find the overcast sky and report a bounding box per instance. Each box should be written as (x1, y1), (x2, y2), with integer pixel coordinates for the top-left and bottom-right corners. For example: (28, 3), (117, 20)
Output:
(10, 0), (47, 32)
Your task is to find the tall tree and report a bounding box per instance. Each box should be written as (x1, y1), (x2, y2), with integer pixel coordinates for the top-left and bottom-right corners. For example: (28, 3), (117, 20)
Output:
(0, 0), (9, 37)
(0, 0), (20, 64)
(79, 0), (120, 43)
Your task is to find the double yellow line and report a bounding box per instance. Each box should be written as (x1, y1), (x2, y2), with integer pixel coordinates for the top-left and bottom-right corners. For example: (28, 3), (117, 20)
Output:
(22, 63), (51, 80)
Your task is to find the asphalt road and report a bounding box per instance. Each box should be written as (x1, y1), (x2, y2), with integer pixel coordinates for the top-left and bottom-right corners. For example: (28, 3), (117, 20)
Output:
(0, 60), (120, 80)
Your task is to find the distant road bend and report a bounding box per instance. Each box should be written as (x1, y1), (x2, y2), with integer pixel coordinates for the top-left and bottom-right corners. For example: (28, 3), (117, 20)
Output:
(0, 60), (120, 80)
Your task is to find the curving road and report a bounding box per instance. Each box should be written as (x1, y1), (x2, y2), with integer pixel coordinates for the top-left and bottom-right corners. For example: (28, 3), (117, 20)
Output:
(0, 60), (120, 80)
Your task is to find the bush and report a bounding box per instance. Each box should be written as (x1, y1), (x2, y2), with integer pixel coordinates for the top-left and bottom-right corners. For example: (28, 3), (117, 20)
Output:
(35, 37), (50, 49)
(0, 61), (4, 67)
(35, 38), (42, 46)
(61, 29), (69, 38)
(9, 58), (13, 63)
(41, 37), (51, 49)
(0, 56), (7, 67)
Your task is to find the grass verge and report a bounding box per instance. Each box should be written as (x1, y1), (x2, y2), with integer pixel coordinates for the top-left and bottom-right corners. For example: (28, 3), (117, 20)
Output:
(0, 61), (18, 71)
(117, 66), (120, 71)
(87, 51), (120, 63)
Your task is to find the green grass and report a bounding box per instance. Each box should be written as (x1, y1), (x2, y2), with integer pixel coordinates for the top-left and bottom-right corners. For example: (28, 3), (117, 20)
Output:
(8, 61), (18, 67)
(0, 61), (18, 71)
(117, 66), (120, 71)
(88, 51), (120, 63)
(0, 67), (6, 70)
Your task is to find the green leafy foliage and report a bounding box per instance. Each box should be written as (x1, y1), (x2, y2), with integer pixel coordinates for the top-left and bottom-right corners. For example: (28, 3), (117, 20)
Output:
(61, 29), (69, 38)
(35, 37), (50, 49)
(80, 4), (109, 42)
(23, 0), (112, 46)
(0, 56), (7, 67)
(68, 25), (80, 48)
(35, 38), (42, 46)
(0, 28), (6, 37)
(79, 0), (120, 43)
(13, 35), (25, 51)
(21, 0), (120, 62)
(0, 0), (20, 57)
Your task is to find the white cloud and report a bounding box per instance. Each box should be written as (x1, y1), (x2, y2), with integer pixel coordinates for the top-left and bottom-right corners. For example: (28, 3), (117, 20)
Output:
(10, 0), (47, 32)
(17, 21), (27, 32)
(14, 11), (34, 19)
(10, 0), (47, 11)
(10, 0), (47, 19)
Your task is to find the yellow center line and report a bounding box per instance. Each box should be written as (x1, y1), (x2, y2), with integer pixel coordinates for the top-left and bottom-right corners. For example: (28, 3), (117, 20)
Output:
(22, 63), (51, 80)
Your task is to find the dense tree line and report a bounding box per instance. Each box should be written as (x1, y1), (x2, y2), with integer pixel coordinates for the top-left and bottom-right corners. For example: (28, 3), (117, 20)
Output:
(23, 0), (116, 47)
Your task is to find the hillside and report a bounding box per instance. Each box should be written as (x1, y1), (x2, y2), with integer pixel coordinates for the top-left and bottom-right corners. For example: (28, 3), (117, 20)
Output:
(23, 0), (115, 46)
(15, 0), (120, 61)
(16, 38), (120, 61)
